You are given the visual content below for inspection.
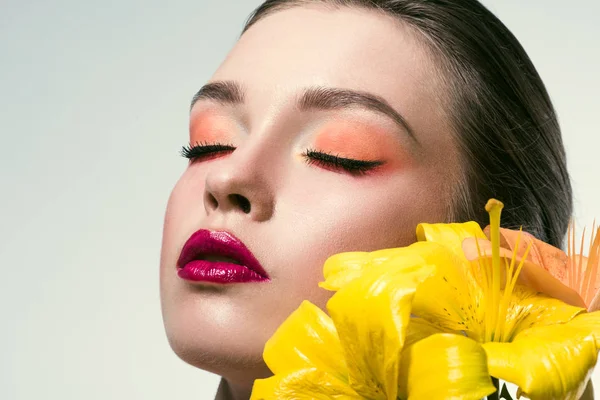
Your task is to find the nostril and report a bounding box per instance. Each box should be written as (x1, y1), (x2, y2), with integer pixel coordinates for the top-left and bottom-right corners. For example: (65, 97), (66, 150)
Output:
(206, 193), (218, 210)
(229, 194), (251, 214)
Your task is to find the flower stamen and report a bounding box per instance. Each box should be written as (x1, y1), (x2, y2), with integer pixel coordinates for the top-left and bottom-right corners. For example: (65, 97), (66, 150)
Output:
(486, 200), (503, 342)
(482, 200), (533, 342)
(567, 221), (600, 308)
(582, 227), (600, 303)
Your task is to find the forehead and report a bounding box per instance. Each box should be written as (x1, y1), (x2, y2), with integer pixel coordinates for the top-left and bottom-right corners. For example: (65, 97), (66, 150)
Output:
(212, 6), (443, 115)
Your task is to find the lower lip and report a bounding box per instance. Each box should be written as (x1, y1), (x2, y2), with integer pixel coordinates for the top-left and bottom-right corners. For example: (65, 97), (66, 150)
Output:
(177, 260), (268, 283)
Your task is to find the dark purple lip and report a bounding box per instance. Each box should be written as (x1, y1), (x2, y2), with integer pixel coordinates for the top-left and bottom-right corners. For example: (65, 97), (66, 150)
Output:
(176, 229), (270, 280)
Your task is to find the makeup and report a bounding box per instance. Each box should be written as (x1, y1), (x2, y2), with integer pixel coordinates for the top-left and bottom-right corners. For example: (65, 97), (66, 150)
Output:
(313, 120), (405, 165)
(177, 230), (270, 283)
(189, 109), (238, 145)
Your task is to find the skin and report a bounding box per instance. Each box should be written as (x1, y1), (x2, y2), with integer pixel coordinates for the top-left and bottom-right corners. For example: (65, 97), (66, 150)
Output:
(160, 6), (462, 400)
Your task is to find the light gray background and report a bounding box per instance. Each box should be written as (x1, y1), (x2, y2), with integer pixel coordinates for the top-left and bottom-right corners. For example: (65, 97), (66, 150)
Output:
(1, 1), (598, 399)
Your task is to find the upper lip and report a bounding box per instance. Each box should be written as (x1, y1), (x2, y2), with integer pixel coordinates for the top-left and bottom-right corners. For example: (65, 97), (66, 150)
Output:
(176, 229), (270, 279)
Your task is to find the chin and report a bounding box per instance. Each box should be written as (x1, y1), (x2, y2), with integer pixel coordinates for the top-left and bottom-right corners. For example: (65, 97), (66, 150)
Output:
(161, 292), (276, 383)
(166, 328), (272, 383)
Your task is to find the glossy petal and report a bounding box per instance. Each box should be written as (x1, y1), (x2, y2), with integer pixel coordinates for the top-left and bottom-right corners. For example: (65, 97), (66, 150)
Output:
(320, 252), (372, 292)
(327, 261), (436, 399)
(404, 317), (445, 348)
(564, 311), (600, 348)
(262, 301), (347, 379)
(416, 221), (486, 261)
(250, 368), (361, 399)
(516, 259), (586, 308)
(483, 323), (597, 400)
(398, 333), (495, 400)
(503, 285), (586, 341)
(320, 247), (427, 292)
(407, 242), (485, 340)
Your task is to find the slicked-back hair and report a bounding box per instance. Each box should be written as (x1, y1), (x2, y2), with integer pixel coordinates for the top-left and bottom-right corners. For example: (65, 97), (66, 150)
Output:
(242, 0), (572, 248)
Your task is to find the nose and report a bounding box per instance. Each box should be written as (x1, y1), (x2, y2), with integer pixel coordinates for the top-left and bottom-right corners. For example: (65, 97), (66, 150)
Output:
(203, 151), (275, 222)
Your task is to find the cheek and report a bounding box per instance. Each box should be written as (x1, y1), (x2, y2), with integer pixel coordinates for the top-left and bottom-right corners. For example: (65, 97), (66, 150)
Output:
(160, 169), (208, 266)
(276, 172), (447, 265)
(263, 180), (426, 316)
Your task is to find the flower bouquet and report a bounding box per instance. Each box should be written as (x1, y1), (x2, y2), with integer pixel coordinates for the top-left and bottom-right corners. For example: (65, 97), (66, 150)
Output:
(250, 200), (600, 399)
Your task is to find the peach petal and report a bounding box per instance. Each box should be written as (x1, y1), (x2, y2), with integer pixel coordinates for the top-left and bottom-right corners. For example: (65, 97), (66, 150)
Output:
(483, 226), (570, 285)
(462, 237), (586, 308)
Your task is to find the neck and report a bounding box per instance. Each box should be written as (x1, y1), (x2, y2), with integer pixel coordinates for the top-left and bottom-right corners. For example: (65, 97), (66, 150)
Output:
(214, 377), (253, 400)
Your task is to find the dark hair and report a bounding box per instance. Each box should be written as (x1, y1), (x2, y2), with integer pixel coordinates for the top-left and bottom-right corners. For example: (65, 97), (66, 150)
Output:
(242, 0), (572, 248)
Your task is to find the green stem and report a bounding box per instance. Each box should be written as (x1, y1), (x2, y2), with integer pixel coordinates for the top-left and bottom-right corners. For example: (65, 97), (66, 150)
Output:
(486, 377), (500, 400)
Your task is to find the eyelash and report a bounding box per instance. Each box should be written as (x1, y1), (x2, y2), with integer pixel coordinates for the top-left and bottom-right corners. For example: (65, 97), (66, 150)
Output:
(180, 142), (236, 161)
(302, 149), (383, 176)
(179, 143), (383, 175)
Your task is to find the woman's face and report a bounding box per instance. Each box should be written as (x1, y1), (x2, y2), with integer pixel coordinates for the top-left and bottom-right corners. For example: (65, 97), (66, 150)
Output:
(160, 6), (460, 383)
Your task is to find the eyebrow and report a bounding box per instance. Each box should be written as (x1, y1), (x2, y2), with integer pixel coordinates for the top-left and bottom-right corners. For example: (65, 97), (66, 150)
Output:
(190, 81), (416, 141)
(190, 81), (245, 108)
(298, 87), (415, 140)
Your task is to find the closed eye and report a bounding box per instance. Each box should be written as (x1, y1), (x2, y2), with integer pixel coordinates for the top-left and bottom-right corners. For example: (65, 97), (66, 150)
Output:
(180, 142), (236, 162)
(303, 149), (384, 176)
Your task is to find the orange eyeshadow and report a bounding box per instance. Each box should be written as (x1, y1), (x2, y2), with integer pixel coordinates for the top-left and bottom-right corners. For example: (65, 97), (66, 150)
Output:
(189, 109), (237, 144)
(314, 120), (402, 162)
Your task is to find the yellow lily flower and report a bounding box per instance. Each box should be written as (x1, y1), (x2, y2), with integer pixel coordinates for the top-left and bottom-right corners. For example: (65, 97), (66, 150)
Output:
(321, 200), (600, 399)
(251, 256), (496, 399)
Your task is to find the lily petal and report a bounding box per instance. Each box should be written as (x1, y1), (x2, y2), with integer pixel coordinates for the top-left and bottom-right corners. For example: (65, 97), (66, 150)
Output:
(404, 317), (446, 348)
(482, 323), (597, 400)
(398, 333), (495, 400)
(262, 301), (347, 379)
(320, 252), (371, 292)
(250, 368), (361, 399)
(416, 221), (486, 261)
(327, 261), (436, 399)
(463, 237), (586, 308)
(503, 285), (586, 340)
(563, 311), (600, 348)
(484, 226), (570, 284)
(517, 259), (586, 308)
(320, 248), (427, 292)
(407, 242), (485, 340)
